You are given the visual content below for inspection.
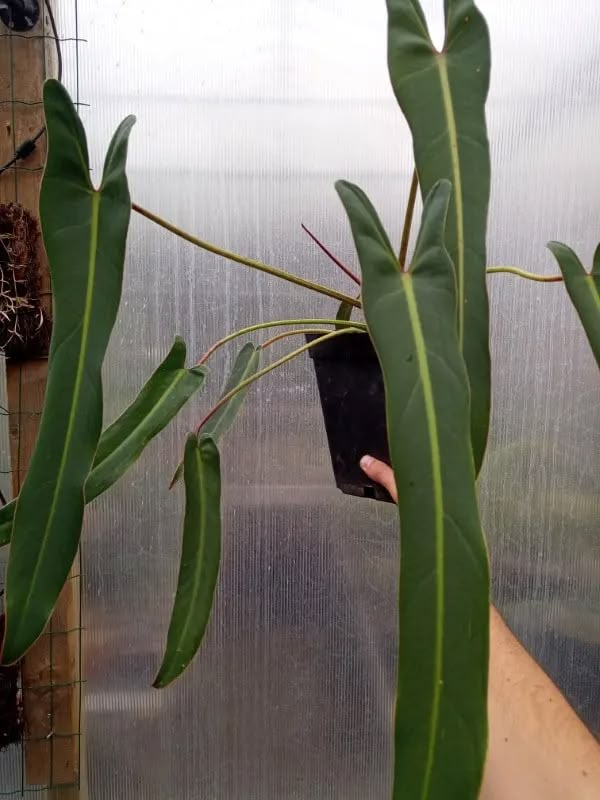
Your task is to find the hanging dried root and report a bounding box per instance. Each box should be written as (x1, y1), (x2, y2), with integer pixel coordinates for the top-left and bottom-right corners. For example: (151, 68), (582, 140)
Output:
(0, 203), (51, 360)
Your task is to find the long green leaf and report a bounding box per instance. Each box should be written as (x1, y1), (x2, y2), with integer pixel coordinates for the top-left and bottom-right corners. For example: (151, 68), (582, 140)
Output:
(85, 337), (207, 500)
(171, 343), (260, 487)
(2, 80), (135, 664)
(336, 178), (489, 800)
(548, 242), (600, 369)
(154, 433), (221, 688)
(387, 0), (491, 473)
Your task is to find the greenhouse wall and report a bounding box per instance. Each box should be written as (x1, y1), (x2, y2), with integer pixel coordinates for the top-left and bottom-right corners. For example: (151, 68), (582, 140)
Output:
(0, 0), (598, 797)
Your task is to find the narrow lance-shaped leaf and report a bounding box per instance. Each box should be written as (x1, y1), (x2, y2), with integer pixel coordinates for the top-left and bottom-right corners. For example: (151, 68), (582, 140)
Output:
(387, 0), (492, 473)
(154, 433), (221, 688)
(2, 80), (135, 664)
(202, 343), (260, 439)
(337, 178), (490, 800)
(548, 241), (600, 369)
(0, 338), (208, 547)
(0, 337), (207, 547)
(85, 337), (207, 500)
(171, 342), (260, 486)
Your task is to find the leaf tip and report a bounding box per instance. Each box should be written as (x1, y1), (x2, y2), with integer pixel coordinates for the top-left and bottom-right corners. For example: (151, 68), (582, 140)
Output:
(593, 243), (600, 275)
(546, 240), (578, 266)
(185, 431), (199, 450)
(169, 461), (184, 489)
(424, 179), (453, 218)
(43, 76), (67, 99)
(334, 178), (353, 197)
(190, 364), (208, 379)
(432, 177), (452, 198)
(152, 673), (167, 690)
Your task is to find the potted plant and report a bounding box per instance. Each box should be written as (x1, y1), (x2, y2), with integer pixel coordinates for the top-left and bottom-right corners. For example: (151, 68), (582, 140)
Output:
(0, 0), (598, 797)
(307, 330), (393, 502)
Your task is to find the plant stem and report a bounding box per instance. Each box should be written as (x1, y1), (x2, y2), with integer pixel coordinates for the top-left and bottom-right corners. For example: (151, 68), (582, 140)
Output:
(132, 203), (361, 308)
(196, 327), (363, 434)
(399, 168), (419, 268)
(301, 223), (361, 285)
(261, 328), (339, 349)
(198, 318), (367, 364)
(486, 266), (563, 283)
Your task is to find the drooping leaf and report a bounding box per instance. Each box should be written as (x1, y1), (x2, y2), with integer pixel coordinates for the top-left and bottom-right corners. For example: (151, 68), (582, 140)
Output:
(202, 342), (260, 440)
(336, 178), (490, 800)
(387, 0), (492, 473)
(0, 340), (206, 548)
(2, 80), (135, 664)
(154, 433), (221, 688)
(85, 337), (207, 500)
(548, 242), (600, 369)
(171, 343), (260, 486)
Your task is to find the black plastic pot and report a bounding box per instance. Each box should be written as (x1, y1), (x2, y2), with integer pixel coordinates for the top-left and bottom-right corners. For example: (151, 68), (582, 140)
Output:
(307, 333), (393, 503)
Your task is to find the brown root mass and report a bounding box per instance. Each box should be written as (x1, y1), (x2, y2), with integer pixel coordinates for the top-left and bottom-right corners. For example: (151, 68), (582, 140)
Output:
(0, 202), (51, 360)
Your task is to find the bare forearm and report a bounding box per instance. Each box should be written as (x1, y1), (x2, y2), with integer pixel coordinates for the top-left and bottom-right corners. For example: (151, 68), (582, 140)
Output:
(481, 607), (600, 799)
(359, 457), (600, 798)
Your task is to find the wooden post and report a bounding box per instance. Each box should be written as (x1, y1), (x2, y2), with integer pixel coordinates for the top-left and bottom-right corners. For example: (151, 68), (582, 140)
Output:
(0, 4), (81, 795)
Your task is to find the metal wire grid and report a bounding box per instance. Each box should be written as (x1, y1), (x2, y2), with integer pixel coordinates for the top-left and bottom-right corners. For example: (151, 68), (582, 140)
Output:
(0, 0), (85, 795)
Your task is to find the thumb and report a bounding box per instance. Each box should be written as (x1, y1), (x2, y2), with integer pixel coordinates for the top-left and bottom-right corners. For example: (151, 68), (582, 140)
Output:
(360, 455), (398, 503)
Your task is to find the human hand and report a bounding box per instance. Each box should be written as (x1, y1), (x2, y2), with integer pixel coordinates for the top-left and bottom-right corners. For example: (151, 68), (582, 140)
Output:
(359, 455), (397, 503)
(359, 461), (600, 800)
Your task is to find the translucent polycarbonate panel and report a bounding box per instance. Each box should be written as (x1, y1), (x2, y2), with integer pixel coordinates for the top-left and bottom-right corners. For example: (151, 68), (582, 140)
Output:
(72, 1), (600, 797)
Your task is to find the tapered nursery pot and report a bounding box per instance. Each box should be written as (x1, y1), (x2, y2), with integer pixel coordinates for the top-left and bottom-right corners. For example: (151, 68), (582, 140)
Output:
(307, 333), (393, 503)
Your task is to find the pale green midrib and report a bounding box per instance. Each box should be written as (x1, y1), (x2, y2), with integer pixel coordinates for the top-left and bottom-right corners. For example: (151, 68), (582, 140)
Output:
(403, 276), (445, 800)
(168, 445), (208, 676)
(437, 57), (465, 349)
(90, 370), (188, 483)
(15, 191), (101, 631)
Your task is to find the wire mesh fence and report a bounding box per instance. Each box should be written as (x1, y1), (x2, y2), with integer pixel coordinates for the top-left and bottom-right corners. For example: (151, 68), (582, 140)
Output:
(0, 0), (84, 795)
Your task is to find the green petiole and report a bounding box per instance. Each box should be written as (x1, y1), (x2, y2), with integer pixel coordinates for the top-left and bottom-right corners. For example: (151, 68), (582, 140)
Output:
(487, 266), (563, 283)
(198, 318), (367, 363)
(195, 327), (364, 434)
(133, 203), (361, 308)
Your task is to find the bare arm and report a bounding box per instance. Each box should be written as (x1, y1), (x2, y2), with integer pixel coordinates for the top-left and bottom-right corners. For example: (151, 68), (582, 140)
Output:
(360, 455), (600, 800)
(483, 606), (600, 800)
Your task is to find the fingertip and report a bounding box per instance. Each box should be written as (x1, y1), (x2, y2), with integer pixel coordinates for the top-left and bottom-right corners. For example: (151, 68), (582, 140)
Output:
(360, 455), (374, 471)
(359, 455), (397, 503)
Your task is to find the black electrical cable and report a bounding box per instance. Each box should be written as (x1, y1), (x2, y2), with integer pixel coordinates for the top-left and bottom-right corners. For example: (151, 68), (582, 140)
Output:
(0, 0), (62, 178)
(45, 0), (62, 82)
